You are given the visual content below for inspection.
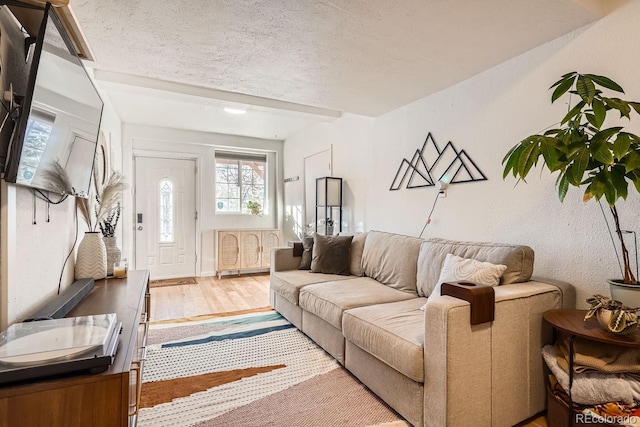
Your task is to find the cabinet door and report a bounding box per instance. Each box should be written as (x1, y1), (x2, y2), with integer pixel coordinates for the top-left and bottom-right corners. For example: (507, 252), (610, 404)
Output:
(217, 231), (241, 271)
(241, 231), (261, 269)
(261, 230), (282, 268)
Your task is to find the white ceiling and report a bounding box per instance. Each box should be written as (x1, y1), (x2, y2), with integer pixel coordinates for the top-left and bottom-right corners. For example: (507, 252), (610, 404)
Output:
(72, 0), (625, 140)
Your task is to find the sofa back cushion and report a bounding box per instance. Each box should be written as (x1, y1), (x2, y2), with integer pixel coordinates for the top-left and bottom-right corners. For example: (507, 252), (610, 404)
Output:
(362, 231), (424, 294)
(339, 232), (368, 276)
(417, 237), (534, 297)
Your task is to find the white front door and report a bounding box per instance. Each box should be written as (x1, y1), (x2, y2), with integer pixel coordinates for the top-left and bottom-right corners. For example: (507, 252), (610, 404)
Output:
(134, 157), (197, 279)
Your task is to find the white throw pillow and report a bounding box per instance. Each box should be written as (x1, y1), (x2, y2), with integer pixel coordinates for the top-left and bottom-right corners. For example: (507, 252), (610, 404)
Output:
(421, 253), (507, 310)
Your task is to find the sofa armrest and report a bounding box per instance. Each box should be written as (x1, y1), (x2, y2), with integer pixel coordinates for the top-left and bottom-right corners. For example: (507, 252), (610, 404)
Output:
(423, 280), (566, 427)
(270, 247), (301, 272)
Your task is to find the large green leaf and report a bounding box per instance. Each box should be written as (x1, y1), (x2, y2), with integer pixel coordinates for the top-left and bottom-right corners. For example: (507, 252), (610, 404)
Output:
(561, 101), (585, 125)
(551, 77), (575, 103)
(576, 75), (596, 104)
(590, 140), (614, 165)
(550, 72), (577, 90)
(517, 139), (541, 177)
(611, 166), (628, 200)
(556, 172), (570, 202)
(613, 133), (632, 160)
(572, 147), (590, 183)
(592, 99), (606, 128)
(622, 150), (640, 172)
(630, 102), (640, 116)
(603, 97), (632, 118)
(585, 74), (625, 93)
(540, 137), (561, 171)
(502, 143), (527, 178)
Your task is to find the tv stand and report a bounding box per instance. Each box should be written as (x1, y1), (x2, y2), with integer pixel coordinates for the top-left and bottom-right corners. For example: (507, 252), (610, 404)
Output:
(0, 270), (150, 427)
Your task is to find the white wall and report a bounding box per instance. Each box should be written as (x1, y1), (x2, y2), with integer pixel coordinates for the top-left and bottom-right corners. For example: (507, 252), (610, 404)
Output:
(0, 90), (122, 327)
(121, 124), (284, 276)
(284, 1), (640, 308)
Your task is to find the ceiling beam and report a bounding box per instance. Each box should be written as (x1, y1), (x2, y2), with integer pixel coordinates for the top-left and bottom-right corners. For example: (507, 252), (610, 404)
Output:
(93, 70), (343, 119)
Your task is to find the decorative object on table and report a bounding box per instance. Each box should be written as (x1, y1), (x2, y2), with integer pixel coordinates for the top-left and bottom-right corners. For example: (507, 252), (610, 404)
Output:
(390, 132), (487, 191)
(585, 294), (640, 335)
(324, 218), (335, 235)
(76, 171), (127, 280)
(99, 203), (121, 276)
(113, 259), (128, 279)
(74, 231), (107, 280)
(315, 176), (342, 235)
(246, 200), (263, 216)
(503, 72), (640, 306)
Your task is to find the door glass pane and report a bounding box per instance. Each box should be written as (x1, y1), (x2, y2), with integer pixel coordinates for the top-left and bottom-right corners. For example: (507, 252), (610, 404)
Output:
(159, 179), (173, 242)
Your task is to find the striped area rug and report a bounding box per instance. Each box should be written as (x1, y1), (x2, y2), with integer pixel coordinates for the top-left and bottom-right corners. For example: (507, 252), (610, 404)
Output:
(138, 309), (407, 427)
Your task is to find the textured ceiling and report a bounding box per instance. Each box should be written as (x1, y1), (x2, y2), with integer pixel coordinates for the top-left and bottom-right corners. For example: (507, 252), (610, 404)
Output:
(70, 0), (622, 138)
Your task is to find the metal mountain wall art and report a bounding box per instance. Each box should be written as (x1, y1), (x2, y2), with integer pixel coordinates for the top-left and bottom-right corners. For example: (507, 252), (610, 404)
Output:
(390, 132), (487, 190)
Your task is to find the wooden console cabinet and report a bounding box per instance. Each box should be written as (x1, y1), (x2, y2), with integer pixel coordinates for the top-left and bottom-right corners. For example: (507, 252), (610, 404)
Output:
(215, 229), (282, 278)
(0, 270), (150, 427)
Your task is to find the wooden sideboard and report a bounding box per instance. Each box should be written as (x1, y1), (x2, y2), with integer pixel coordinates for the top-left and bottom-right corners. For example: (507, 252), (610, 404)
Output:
(0, 270), (150, 427)
(215, 229), (282, 278)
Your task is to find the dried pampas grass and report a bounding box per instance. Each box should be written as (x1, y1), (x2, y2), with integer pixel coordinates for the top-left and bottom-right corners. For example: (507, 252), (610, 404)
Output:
(41, 161), (73, 195)
(78, 170), (127, 232)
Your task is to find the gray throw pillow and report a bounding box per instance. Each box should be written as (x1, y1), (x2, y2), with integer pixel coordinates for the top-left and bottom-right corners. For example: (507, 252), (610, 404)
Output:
(298, 237), (314, 270)
(311, 234), (354, 275)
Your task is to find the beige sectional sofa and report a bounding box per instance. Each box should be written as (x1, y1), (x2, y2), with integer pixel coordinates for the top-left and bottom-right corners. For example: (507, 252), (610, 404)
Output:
(269, 231), (574, 427)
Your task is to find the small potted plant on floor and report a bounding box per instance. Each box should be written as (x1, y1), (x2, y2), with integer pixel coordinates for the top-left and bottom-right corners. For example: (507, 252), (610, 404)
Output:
(503, 72), (640, 306)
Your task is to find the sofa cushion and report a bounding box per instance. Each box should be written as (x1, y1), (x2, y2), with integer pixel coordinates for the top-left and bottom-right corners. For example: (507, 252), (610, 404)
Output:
(298, 236), (314, 270)
(299, 277), (416, 330)
(361, 231), (424, 294)
(349, 232), (368, 276)
(271, 270), (355, 305)
(311, 234), (353, 275)
(417, 238), (535, 297)
(343, 298), (427, 383)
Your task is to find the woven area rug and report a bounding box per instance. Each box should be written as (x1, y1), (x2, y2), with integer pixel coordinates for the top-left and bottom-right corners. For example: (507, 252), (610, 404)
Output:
(149, 277), (198, 288)
(138, 309), (407, 427)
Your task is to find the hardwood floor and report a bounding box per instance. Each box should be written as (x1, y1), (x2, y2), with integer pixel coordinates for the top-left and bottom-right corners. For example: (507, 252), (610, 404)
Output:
(150, 273), (271, 322)
(150, 272), (547, 426)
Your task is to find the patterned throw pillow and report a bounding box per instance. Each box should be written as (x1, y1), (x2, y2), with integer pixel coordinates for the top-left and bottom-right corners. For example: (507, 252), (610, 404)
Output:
(421, 254), (507, 310)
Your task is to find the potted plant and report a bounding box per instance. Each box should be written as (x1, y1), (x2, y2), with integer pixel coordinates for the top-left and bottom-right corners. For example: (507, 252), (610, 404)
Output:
(76, 171), (127, 279)
(503, 72), (640, 306)
(246, 201), (263, 216)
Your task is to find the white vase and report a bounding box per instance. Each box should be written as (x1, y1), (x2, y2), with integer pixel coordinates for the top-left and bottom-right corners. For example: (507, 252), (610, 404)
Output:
(608, 279), (640, 308)
(103, 236), (121, 276)
(75, 232), (107, 280)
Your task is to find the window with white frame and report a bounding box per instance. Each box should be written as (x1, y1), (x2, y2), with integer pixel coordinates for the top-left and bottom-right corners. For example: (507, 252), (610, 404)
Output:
(215, 151), (267, 214)
(159, 178), (174, 242)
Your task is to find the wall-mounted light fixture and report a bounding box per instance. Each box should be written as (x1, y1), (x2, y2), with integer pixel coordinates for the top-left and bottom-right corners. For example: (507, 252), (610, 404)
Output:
(419, 178), (448, 238)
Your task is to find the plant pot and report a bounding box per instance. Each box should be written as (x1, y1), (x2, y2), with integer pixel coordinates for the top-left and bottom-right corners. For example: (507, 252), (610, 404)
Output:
(608, 279), (640, 308)
(103, 236), (121, 276)
(75, 232), (107, 280)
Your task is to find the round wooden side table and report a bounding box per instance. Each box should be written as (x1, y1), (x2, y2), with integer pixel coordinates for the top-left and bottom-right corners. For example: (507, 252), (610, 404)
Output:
(543, 309), (640, 427)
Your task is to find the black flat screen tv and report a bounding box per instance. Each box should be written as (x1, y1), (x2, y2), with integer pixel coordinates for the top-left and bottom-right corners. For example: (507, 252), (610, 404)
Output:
(1, 2), (103, 198)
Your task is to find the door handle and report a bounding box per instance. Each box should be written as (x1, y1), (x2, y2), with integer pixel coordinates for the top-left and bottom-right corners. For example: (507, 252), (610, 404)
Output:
(138, 226), (143, 231)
